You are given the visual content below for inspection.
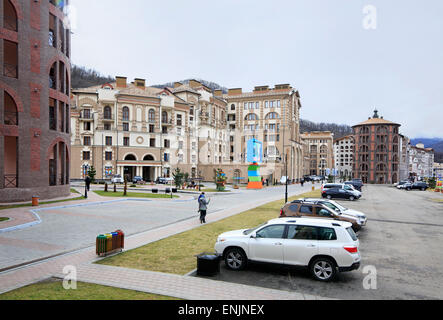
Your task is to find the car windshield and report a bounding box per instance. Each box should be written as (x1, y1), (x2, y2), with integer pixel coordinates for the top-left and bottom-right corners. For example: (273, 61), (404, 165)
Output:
(330, 200), (347, 211)
(243, 223), (267, 235)
(322, 202), (342, 214)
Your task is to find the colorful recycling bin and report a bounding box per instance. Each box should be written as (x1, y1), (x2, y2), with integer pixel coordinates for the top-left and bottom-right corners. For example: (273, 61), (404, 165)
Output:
(115, 230), (125, 249)
(111, 232), (119, 250)
(105, 234), (113, 252)
(96, 235), (107, 255)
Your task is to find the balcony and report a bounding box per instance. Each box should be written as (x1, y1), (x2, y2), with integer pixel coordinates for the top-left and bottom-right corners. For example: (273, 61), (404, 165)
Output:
(3, 63), (18, 78)
(4, 111), (18, 126)
(102, 116), (114, 123)
(4, 175), (17, 188)
(162, 119), (173, 126)
(80, 112), (94, 121)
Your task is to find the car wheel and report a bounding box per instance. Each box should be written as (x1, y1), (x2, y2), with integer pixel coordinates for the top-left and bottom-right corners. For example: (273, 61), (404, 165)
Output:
(310, 257), (337, 282)
(421, 187), (425, 191)
(349, 196), (355, 201)
(224, 248), (247, 271)
(326, 195), (332, 200)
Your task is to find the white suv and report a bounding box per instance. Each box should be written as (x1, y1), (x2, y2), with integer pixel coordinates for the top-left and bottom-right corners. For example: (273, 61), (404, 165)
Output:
(215, 218), (361, 281)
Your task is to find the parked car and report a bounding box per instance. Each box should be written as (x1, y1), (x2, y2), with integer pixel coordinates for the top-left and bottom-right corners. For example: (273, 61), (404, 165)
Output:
(351, 179), (364, 190)
(322, 183), (362, 199)
(111, 175), (124, 184)
(157, 177), (173, 184)
(302, 198), (367, 227)
(345, 180), (362, 191)
(280, 200), (363, 231)
(132, 176), (143, 183)
(214, 217), (361, 282)
(322, 187), (361, 201)
(406, 182), (428, 191)
(396, 181), (410, 189)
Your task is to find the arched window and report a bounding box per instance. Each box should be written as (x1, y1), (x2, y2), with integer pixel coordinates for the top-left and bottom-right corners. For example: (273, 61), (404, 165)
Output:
(49, 62), (57, 89)
(148, 109), (155, 122)
(359, 145), (369, 153)
(162, 111), (168, 123)
(4, 91), (18, 125)
(320, 145), (328, 154)
(124, 154), (137, 161)
(244, 113), (258, 121)
(376, 126), (388, 134)
(231, 104), (236, 111)
(104, 106), (112, 120)
(3, 0), (18, 32)
(376, 145), (387, 153)
(122, 107), (130, 121)
(144, 155), (155, 161)
(265, 112), (280, 120)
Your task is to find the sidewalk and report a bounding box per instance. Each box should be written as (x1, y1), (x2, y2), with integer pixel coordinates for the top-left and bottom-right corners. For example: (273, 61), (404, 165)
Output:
(0, 186), (330, 300)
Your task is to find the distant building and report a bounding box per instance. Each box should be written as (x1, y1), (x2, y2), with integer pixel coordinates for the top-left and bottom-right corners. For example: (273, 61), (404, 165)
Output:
(408, 143), (434, 180)
(433, 162), (443, 178)
(301, 131), (334, 177)
(334, 135), (354, 180)
(399, 134), (410, 181)
(352, 110), (401, 184)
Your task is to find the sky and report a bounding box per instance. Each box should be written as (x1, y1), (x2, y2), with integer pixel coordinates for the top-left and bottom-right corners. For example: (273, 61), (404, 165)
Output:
(69, 0), (443, 139)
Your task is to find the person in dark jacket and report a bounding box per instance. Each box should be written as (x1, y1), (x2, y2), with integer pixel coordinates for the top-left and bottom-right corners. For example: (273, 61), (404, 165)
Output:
(198, 192), (210, 224)
(85, 176), (91, 191)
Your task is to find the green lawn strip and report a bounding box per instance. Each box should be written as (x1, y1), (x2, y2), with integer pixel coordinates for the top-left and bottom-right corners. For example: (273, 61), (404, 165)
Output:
(0, 278), (180, 300)
(0, 196), (85, 211)
(94, 191), (179, 199)
(201, 188), (231, 193)
(97, 190), (321, 275)
(0, 217), (9, 222)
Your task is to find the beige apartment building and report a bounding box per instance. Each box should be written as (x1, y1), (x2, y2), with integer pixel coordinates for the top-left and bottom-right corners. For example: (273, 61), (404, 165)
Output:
(70, 79), (304, 184)
(301, 131), (334, 177)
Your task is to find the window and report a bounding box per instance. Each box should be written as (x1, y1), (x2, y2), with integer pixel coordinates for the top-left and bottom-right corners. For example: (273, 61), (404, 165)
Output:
(179, 141), (184, 149)
(177, 114), (182, 126)
(265, 112), (280, 120)
(265, 101), (269, 108)
(122, 107), (129, 121)
(245, 113), (259, 121)
(256, 225), (286, 239)
(123, 123), (129, 131)
(149, 124), (155, 133)
(150, 138), (156, 147)
(287, 225), (318, 240)
(318, 227), (337, 241)
(164, 153), (170, 162)
(148, 109), (155, 122)
(123, 137), (130, 146)
(104, 106), (112, 120)
(83, 151), (90, 160)
(4, 40), (18, 78)
(300, 205), (313, 214)
(104, 123), (111, 131)
(105, 136), (112, 146)
(4, 0), (18, 32)
(83, 136), (91, 146)
(105, 152), (112, 161)
(317, 208), (333, 217)
(162, 126), (168, 134)
(231, 104), (235, 111)
(288, 204), (299, 212)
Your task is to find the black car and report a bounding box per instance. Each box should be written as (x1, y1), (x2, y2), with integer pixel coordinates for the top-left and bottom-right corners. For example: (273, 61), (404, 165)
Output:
(345, 181), (362, 191)
(406, 182), (428, 191)
(322, 187), (359, 201)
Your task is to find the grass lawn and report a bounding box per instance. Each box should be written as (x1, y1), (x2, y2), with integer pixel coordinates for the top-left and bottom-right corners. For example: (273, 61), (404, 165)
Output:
(94, 191), (179, 199)
(201, 188), (231, 193)
(0, 278), (180, 300)
(0, 217), (9, 222)
(97, 190), (321, 275)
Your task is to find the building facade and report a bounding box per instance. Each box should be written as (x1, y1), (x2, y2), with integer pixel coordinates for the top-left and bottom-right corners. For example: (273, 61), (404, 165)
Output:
(1, 0), (71, 202)
(71, 80), (304, 184)
(334, 135), (354, 180)
(352, 110), (401, 184)
(300, 131), (334, 177)
(408, 143), (434, 180)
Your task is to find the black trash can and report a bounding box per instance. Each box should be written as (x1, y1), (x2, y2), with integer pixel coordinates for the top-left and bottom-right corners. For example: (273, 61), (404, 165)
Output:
(165, 188), (171, 194)
(172, 188), (178, 193)
(196, 253), (221, 276)
(152, 189), (158, 194)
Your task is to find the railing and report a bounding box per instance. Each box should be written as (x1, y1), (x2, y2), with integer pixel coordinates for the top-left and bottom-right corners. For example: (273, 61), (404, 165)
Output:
(4, 175), (17, 188)
(4, 63), (18, 78)
(4, 111), (18, 126)
(4, 17), (18, 32)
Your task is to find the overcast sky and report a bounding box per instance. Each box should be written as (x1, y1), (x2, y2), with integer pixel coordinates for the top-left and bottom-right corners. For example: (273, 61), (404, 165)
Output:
(70, 0), (443, 139)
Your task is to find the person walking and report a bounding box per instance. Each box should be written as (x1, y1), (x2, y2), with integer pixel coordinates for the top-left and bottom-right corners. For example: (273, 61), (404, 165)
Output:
(85, 175), (91, 191)
(198, 192), (210, 224)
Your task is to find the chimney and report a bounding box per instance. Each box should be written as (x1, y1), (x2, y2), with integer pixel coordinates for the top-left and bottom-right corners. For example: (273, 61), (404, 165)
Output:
(228, 88), (242, 96)
(116, 76), (127, 88)
(189, 79), (201, 89)
(254, 86), (269, 93)
(174, 82), (183, 88)
(214, 89), (223, 96)
(134, 78), (146, 89)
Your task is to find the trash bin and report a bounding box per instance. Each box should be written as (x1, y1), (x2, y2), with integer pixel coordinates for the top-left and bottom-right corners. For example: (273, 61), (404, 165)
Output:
(165, 188), (171, 194)
(105, 233), (113, 253)
(32, 196), (39, 207)
(111, 232), (119, 250)
(172, 188), (177, 193)
(115, 229), (125, 249)
(196, 253), (221, 276)
(96, 234), (107, 255)
(152, 189), (158, 194)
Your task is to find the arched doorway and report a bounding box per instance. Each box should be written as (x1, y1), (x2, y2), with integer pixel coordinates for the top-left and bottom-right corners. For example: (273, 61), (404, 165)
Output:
(123, 154), (137, 181)
(142, 154), (155, 182)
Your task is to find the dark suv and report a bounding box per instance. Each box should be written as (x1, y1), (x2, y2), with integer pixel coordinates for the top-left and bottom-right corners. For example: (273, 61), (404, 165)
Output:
(407, 182), (428, 191)
(345, 180), (363, 191)
(280, 200), (362, 231)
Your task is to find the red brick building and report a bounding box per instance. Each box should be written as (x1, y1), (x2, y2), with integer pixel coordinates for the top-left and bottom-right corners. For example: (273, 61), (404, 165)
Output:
(352, 110), (401, 184)
(1, 0), (71, 202)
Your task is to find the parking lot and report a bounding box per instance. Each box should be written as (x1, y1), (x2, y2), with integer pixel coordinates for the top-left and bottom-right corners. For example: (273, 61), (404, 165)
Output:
(196, 185), (443, 299)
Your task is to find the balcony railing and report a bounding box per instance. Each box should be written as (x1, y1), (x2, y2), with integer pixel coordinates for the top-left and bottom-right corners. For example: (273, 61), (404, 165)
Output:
(4, 17), (18, 32)
(4, 111), (18, 126)
(4, 175), (17, 188)
(4, 63), (18, 78)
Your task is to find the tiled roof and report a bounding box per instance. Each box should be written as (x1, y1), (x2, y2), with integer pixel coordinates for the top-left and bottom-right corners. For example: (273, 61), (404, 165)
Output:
(353, 117), (400, 127)
(172, 84), (201, 95)
(222, 89), (292, 99)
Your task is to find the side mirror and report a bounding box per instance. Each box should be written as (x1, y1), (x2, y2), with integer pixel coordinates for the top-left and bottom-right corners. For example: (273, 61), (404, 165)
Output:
(250, 233), (256, 239)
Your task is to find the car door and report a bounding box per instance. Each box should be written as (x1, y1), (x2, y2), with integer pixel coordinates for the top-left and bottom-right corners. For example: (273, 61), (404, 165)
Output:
(298, 205), (315, 217)
(248, 224), (286, 264)
(337, 189), (348, 199)
(282, 225), (319, 266)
